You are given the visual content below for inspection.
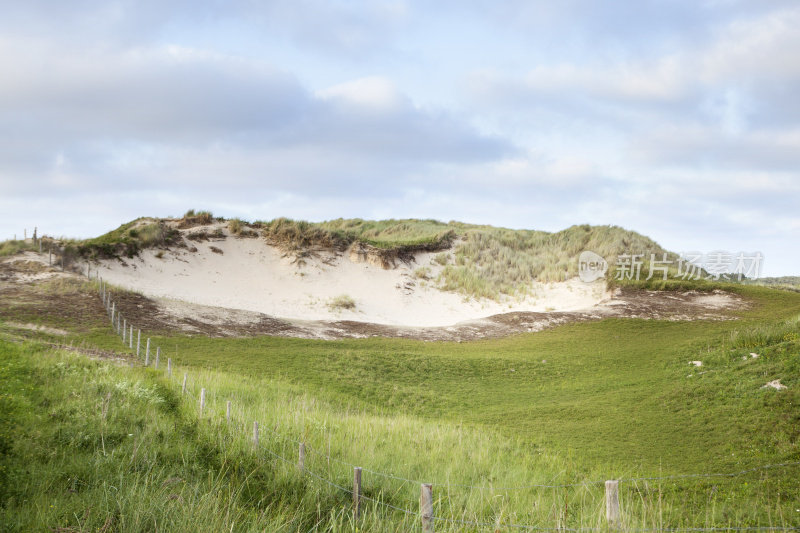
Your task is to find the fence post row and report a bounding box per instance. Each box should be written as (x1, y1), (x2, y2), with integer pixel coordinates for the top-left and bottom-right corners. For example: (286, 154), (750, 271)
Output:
(155, 347), (160, 369)
(144, 338), (150, 366)
(420, 483), (434, 533)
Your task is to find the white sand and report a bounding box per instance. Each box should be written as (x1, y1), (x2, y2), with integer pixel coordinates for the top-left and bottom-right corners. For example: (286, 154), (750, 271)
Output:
(93, 232), (607, 328)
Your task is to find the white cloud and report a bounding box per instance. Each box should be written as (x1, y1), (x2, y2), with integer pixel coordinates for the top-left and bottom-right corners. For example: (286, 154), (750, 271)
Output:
(1, 1), (798, 276)
(316, 76), (406, 110)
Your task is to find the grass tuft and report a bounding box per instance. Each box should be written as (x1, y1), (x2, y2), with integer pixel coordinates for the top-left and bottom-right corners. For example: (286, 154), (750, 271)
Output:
(327, 294), (356, 311)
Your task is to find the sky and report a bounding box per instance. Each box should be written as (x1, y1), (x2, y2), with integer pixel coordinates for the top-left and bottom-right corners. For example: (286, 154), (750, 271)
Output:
(1, 1), (798, 276)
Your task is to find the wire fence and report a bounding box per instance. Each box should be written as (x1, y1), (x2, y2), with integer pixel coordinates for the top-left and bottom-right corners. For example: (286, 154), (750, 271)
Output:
(69, 274), (800, 532)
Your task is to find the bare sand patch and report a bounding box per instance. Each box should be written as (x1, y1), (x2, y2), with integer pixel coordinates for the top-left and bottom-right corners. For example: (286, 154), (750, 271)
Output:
(94, 236), (607, 328)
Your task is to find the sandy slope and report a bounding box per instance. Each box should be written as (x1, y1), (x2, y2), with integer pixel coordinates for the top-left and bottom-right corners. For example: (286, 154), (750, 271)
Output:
(93, 231), (608, 328)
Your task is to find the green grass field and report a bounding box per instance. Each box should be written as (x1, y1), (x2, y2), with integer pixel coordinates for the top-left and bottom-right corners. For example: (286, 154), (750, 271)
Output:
(2, 276), (799, 531)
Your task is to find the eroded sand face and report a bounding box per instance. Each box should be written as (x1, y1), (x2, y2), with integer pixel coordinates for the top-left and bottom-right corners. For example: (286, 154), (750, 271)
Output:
(94, 236), (608, 327)
(2, 249), (746, 341)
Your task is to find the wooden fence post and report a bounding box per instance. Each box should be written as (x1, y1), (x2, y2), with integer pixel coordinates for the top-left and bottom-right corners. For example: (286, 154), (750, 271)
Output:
(420, 483), (434, 533)
(253, 421), (259, 448)
(122, 319), (126, 343)
(144, 338), (150, 366)
(136, 330), (141, 357)
(167, 358), (172, 377)
(110, 302), (115, 328)
(155, 347), (160, 369)
(353, 467), (362, 520)
(200, 388), (206, 415)
(182, 373), (187, 395)
(226, 401), (231, 422)
(605, 480), (620, 527)
(298, 442), (306, 472)
(129, 325), (133, 349)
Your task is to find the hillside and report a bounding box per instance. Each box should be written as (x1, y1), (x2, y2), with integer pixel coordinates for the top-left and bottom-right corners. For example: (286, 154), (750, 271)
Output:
(2, 213), (695, 329)
(1, 215), (798, 530)
(85, 214), (674, 295)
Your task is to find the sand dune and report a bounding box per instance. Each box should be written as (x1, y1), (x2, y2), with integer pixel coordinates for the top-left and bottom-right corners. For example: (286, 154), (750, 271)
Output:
(93, 227), (608, 328)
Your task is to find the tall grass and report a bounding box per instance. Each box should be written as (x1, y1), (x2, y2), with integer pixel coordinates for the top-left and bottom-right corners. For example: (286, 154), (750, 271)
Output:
(440, 224), (673, 299)
(3, 336), (797, 531)
(0, 239), (37, 257)
(729, 314), (800, 348)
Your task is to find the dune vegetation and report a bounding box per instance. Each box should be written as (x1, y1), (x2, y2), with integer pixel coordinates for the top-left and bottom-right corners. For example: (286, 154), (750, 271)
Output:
(5, 213), (690, 300)
(47, 213), (679, 300)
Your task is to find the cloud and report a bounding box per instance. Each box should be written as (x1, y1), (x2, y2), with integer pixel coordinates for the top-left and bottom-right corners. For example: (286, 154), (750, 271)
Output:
(0, 1), (798, 276)
(0, 39), (515, 199)
(471, 6), (800, 118)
